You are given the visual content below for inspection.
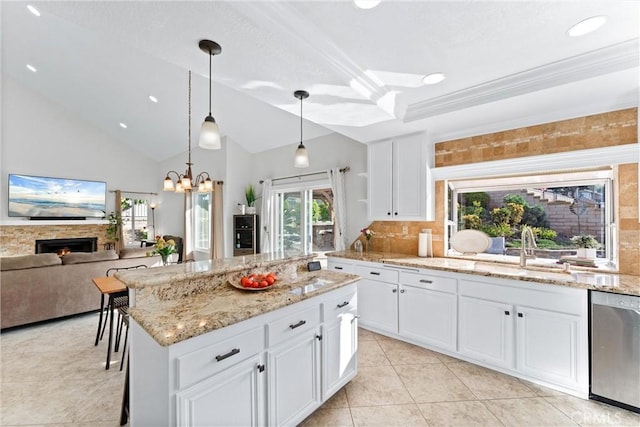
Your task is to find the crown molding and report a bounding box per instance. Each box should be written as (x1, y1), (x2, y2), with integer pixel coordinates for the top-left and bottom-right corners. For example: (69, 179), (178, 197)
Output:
(405, 39), (640, 123)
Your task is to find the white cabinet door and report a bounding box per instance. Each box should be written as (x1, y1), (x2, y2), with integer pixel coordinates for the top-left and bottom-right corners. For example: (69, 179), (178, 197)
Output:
(368, 140), (393, 219)
(399, 285), (457, 352)
(393, 134), (425, 220)
(516, 305), (582, 389)
(176, 355), (265, 427)
(322, 311), (358, 400)
(327, 258), (354, 274)
(357, 279), (398, 334)
(268, 332), (321, 426)
(459, 296), (514, 369)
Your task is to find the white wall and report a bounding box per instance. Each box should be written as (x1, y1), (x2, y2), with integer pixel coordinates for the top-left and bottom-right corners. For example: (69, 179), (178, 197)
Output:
(249, 133), (368, 247)
(0, 76), (159, 221)
(225, 137), (253, 257)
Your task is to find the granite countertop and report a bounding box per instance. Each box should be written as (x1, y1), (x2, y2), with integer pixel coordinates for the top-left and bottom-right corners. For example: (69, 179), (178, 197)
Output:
(327, 250), (640, 297)
(118, 252), (359, 346)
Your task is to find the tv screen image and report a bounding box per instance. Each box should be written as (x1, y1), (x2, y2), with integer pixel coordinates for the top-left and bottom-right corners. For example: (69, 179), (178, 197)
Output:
(8, 174), (107, 218)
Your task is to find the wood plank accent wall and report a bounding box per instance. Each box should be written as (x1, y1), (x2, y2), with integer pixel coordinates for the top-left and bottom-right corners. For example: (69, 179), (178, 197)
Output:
(362, 108), (639, 276)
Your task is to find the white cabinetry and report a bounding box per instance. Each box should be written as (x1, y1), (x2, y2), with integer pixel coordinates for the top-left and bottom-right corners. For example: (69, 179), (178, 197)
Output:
(176, 355), (264, 427)
(327, 256), (588, 396)
(398, 272), (457, 352)
(368, 133), (430, 221)
(354, 265), (399, 334)
(458, 277), (588, 392)
(458, 296), (513, 368)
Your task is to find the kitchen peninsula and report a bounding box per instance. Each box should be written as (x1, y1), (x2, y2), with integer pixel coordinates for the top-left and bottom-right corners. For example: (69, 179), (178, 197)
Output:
(116, 252), (360, 426)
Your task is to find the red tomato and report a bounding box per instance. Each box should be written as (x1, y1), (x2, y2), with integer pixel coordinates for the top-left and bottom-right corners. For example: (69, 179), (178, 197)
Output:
(240, 277), (251, 287)
(259, 280), (268, 288)
(266, 276), (275, 285)
(250, 281), (259, 288)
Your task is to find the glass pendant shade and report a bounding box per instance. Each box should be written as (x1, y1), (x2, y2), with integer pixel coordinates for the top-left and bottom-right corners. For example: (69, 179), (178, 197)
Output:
(175, 182), (185, 193)
(294, 143), (309, 168)
(199, 116), (221, 149)
(204, 178), (213, 191)
(181, 176), (192, 190)
(163, 177), (175, 191)
(197, 181), (206, 192)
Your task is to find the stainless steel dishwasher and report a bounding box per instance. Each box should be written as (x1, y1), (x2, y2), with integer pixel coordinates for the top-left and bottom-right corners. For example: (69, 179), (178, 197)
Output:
(590, 291), (640, 413)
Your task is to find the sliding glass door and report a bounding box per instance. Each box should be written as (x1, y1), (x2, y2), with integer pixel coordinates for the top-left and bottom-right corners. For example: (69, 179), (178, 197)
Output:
(274, 190), (313, 253)
(270, 184), (335, 255)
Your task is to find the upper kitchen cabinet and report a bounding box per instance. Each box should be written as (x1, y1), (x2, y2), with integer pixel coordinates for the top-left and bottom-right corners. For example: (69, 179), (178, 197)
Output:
(368, 133), (433, 221)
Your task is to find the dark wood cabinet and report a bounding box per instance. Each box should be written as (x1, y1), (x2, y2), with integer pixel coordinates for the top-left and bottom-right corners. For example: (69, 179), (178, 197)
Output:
(233, 215), (260, 256)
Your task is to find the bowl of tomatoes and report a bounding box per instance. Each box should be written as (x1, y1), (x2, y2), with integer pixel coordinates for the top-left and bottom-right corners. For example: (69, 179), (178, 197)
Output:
(230, 272), (278, 291)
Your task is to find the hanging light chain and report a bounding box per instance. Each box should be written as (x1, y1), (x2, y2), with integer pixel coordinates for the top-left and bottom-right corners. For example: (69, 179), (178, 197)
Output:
(300, 94), (303, 143)
(208, 48), (212, 116)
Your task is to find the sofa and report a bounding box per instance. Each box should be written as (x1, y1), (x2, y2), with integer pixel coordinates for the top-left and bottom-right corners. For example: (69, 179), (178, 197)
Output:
(0, 248), (162, 329)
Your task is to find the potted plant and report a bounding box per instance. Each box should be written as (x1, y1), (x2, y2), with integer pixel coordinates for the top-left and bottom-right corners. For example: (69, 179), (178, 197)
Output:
(105, 212), (122, 247)
(245, 184), (257, 214)
(571, 234), (600, 259)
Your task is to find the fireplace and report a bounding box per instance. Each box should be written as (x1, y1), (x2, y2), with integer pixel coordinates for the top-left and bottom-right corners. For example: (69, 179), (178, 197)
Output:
(35, 237), (98, 255)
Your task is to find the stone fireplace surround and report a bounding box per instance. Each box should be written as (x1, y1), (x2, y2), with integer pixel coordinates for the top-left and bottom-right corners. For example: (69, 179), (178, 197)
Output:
(0, 223), (109, 257)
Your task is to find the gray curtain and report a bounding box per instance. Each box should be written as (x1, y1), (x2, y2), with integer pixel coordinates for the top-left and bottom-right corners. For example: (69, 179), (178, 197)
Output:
(210, 181), (224, 259)
(328, 168), (348, 251)
(260, 179), (273, 253)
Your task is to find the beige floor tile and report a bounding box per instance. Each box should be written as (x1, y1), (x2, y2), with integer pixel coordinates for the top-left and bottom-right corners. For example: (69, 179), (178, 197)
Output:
(358, 340), (390, 367)
(417, 400), (504, 426)
(350, 403), (428, 426)
(345, 365), (414, 407)
(544, 395), (640, 426)
(394, 364), (476, 403)
(358, 328), (378, 342)
(300, 407), (353, 426)
(518, 379), (567, 397)
(376, 335), (442, 365)
(432, 351), (465, 365)
(323, 388), (349, 409)
(447, 362), (537, 400)
(483, 397), (577, 426)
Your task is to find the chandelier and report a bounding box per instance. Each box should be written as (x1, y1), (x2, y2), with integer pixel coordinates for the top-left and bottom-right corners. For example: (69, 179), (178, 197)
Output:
(163, 70), (213, 193)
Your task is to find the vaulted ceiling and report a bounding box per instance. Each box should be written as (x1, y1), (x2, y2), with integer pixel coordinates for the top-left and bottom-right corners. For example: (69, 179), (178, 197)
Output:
(2, 1), (638, 161)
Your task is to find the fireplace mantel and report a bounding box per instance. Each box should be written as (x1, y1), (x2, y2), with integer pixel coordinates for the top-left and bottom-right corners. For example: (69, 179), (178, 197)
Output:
(1, 220), (108, 226)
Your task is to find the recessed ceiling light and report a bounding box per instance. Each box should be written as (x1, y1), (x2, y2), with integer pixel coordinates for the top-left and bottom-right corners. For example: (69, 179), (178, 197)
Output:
(149, 95), (158, 103)
(26, 64), (37, 73)
(354, 0), (381, 10)
(27, 5), (40, 17)
(567, 16), (607, 37)
(422, 73), (446, 85)
(119, 123), (128, 129)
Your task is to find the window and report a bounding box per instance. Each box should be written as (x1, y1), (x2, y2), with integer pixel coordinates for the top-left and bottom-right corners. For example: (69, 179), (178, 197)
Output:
(194, 192), (211, 251)
(121, 198), (149, 247)
(448, 169), (615, 266)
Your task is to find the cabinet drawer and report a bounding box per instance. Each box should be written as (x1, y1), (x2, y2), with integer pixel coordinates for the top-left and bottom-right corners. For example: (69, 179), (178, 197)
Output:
(354, 265), (399, 283)
(399, 271), (457, 294)
(322, 286), (357, 321)
(327, 260), (354, 274)
(177, 326), (264, 389)
(267, 305), (320, 347)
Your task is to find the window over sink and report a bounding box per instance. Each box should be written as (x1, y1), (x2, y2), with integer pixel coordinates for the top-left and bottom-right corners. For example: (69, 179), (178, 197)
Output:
(448, 168), (615, 268)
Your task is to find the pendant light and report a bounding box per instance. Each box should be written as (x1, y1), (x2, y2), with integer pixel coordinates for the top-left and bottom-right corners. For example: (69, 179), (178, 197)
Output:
(293, 90), (310, 168)
(163, 71), (214, 193)
(198, 39), (222, 150)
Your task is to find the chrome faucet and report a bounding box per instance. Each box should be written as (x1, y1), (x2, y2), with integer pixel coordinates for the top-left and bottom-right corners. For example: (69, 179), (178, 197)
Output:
(520, 226), (537, 268)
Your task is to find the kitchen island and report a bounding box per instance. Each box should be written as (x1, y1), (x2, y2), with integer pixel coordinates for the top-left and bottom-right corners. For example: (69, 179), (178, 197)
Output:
(116, 252), (360, 426)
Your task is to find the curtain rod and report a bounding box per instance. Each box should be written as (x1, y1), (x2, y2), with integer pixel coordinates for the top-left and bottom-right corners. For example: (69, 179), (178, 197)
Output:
(109, 190), (158, 195)
(259, 166), (349, 184)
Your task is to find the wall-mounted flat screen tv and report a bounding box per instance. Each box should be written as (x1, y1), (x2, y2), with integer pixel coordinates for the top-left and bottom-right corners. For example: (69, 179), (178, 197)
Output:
(8, 174), (107, 219)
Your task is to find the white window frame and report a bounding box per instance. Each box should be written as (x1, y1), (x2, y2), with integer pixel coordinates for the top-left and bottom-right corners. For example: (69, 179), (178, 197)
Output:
(448, 168), (616, 266)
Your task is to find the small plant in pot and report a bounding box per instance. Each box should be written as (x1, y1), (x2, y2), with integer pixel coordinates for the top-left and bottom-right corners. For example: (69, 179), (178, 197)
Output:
(245, 184), (257, 214)
(570, 234), (601, 259)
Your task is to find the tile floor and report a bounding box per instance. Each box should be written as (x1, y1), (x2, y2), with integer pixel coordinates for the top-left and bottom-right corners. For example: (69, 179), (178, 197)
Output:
(1, 313), (638, 426)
